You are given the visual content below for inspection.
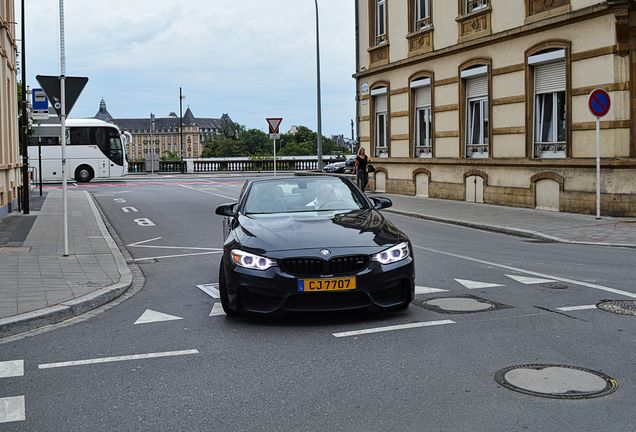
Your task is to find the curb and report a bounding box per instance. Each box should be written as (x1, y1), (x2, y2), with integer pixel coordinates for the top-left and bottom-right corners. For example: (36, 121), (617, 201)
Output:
(383, 208), (636, 249)
(0, 192), (134, 339)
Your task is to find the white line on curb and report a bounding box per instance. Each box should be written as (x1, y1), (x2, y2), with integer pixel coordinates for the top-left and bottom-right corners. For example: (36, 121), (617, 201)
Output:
(38, 349), (199, 370)
(333, 320), (455, 338)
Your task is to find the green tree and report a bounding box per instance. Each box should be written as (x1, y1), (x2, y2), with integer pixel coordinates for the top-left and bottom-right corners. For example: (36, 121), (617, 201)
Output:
(241, 128), (271, 156)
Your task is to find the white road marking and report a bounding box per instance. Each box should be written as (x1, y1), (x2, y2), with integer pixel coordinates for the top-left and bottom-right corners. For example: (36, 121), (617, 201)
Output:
(133, 218), (156, 227)
(332, 320), (455, 338)
(454, 279), (505, 289)
(197, 284), (220, 299)
(0, 396), (25, 423)
(0, 360), (24, 379)
(178, 184), (236, 200)
(127, 237), (163, 246)
(557, 305), (598, 312)
(505, 275), (556, 285)
(38, 349), (199, 370)
(113, 198), (127, 203)
(132, 251), (222, 261)
(414, 245), (636, 299)
(134, 309), (184, 325)
(127, 237), (221, 252)
(122, 206), (139, 213)
(209, 303), (225, 316)
(415, 286), (449, 295)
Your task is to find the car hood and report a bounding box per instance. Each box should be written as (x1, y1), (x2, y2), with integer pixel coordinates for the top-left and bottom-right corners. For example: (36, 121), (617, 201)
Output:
(234, 209), (405, 253)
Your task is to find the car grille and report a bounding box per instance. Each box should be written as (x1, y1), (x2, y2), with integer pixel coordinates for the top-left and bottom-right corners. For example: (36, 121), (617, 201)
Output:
(282, 255), (369, 276)
(283, 291), (371, 311)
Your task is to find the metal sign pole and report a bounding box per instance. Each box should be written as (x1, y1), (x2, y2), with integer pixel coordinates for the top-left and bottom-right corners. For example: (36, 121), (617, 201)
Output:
(59, 0), (69, 256)
(595, 117), (601, 220)
(273, 138), (277, 177)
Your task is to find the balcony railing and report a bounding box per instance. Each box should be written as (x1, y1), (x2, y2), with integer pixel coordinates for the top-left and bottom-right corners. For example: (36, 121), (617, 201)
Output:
(466, 144), (489, 158)
(534, 142), (566, 158)
(466, 0), (488, 14)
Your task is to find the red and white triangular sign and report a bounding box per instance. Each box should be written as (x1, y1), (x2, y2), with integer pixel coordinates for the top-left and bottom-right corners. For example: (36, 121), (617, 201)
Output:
(266, 118), (283, 134)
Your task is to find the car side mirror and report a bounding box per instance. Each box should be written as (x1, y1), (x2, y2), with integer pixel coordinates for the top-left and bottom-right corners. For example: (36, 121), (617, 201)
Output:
(215, 203), (237, 217)
(371, 197), (392, 210)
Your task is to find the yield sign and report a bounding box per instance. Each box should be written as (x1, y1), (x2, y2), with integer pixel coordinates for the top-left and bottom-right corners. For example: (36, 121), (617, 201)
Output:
(35, 75), (89, 119)
(266, 117), (283, 134)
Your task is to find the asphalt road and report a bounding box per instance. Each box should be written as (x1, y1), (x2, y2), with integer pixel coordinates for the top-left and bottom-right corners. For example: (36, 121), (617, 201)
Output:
(1, 175), (635, 432)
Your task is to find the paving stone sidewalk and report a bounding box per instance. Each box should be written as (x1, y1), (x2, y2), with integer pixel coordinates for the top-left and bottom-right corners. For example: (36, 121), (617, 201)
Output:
(380, 193), (636, 247)
(0, 189), (132, 338)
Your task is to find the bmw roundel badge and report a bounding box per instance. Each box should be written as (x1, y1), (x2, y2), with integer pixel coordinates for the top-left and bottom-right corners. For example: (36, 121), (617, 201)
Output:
(320, 249), (331, 257)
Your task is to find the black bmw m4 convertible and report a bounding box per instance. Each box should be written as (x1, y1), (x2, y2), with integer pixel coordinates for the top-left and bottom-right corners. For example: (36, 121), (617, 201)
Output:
(215, 175), (415, 316)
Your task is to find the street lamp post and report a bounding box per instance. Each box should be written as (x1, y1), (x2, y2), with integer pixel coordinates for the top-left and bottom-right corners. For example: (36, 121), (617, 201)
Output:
(20, 0), (30, 214)
(314, 0), (323, 170)
(179, 87), (185, 173)
(150, 113), (155, 174)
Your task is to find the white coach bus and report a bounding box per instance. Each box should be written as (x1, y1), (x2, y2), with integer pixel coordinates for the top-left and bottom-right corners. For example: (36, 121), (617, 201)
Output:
(29, 119), (128, 182)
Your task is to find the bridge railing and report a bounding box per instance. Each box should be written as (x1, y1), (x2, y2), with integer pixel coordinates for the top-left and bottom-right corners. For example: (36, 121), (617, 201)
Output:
(128, 156), (345, 174)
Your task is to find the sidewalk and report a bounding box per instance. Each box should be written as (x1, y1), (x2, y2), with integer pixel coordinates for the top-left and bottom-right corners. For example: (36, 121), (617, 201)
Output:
(0, 189), (132, 338)
(380, 193), (636, 248)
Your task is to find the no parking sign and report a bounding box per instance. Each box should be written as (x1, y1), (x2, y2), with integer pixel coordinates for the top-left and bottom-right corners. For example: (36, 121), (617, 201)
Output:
(588, 89), (611, 220)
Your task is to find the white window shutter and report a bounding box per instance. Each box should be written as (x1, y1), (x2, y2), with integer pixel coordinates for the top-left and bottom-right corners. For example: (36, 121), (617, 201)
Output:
(375, 94), (387, 113)
(535, 62), (565, 94)
(415, 86), (431, 108)
(466, 76), (488, 99)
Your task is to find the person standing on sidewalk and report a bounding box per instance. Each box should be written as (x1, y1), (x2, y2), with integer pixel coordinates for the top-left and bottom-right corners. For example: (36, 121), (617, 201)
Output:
(354, 147), (370, 192)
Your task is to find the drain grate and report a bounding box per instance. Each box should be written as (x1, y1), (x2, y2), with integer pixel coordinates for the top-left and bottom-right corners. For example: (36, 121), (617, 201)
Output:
(597, 300), (636, 316)
(540, 282), (568, 290)
(413, 295), (509, 314)
(495, 364), (619, 399)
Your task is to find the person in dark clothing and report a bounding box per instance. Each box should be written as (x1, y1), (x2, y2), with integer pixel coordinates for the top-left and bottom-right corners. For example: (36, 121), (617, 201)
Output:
(354, 147), (370, 192)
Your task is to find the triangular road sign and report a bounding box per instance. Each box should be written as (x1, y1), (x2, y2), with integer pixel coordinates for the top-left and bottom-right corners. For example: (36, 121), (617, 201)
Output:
(505, 275), (556, 285)
(134, 309), (183, 325)
(266, 117), (283, 134)
(35, 75), (89, 119)
(454, 279), (505, 290)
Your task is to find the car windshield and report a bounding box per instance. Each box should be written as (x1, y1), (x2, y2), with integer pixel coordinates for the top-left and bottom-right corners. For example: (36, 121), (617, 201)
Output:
(243, 177), (367, 214)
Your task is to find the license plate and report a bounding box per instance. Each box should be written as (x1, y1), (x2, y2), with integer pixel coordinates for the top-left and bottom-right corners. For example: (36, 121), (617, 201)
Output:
(298, 277), (356, 292)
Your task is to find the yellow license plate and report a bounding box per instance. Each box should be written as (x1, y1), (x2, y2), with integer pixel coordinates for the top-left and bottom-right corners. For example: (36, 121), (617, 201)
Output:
(298, 277), (356, 292)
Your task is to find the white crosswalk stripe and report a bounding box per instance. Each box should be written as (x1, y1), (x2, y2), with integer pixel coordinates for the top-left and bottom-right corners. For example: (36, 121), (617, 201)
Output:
(415, 286), (449, 295)
(505, 275), (556, 285)
(0, 360), (25, 424)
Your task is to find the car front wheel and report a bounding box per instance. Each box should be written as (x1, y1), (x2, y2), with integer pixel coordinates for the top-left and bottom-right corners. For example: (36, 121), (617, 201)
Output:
(219, 262), (238, 317)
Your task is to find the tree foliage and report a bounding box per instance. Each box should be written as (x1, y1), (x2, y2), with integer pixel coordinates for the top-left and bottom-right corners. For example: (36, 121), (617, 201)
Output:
(201, 119), (347, 158)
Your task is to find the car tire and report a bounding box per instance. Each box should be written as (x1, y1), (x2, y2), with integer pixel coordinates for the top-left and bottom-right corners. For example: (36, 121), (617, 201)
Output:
(219, 262), (239, 317)
(74, 165), (94, 183)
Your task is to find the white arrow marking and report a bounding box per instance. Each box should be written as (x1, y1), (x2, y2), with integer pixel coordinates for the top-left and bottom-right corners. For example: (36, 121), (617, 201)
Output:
(415, 286), (449, 295)
(209, 303), (225, 316)
(0, 360), (24, 379)
(505, 275), (556, 285)
(197, 284), (220, 299)
(454, 279), (505, 289)
(134, 309), (183, 325)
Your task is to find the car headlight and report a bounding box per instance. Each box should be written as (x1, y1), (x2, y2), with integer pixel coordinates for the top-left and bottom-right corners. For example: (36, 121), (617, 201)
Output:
(372, 242), (410, 265)
(231, 249), (276, 270)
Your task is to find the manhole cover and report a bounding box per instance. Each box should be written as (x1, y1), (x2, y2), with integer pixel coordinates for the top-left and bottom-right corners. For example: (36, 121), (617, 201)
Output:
(597, 300), (636, 316)
(495, 364), (618, 399)
(540, 282), (568, 290)
(413, 295), (508, 314)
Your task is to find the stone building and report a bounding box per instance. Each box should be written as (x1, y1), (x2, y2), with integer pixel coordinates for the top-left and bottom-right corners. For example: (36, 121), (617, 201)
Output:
(355, 0), (636, 216)
(0, 0), (20, 216)
(95, 99), (231, 160)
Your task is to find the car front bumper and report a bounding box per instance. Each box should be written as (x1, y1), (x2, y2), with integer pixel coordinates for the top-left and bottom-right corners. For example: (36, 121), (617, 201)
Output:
(224, 256), (414, 314)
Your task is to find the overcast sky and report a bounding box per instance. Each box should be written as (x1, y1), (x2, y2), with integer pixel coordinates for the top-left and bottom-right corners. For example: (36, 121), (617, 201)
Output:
(18, 0), (356, 136)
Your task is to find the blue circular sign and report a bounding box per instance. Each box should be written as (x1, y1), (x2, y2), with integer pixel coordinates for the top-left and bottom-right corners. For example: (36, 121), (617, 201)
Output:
(588, 89), (611, 118)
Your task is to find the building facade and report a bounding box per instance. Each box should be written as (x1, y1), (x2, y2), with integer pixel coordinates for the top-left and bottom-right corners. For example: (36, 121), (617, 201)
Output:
(95, 99), (230, 160)
(0, 1), (20, 217)
(356, 0), (636, 216)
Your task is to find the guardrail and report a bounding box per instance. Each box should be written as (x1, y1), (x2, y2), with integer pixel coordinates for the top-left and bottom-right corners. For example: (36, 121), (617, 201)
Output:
(128, 156), (345, 174)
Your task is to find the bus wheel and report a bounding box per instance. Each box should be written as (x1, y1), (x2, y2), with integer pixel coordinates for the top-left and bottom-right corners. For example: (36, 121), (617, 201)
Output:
(75, 165), (94, 183)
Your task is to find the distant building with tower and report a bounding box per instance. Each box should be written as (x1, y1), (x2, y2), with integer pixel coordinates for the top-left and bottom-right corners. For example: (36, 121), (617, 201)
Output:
(94, 99), (232, 160)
